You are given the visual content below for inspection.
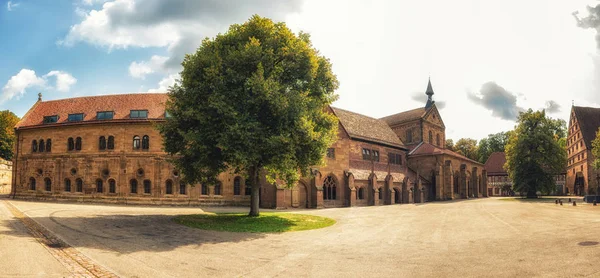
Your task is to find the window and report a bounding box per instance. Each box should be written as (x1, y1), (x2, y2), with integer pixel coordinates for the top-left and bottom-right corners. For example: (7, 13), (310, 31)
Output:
(179, 182), (187, 195)
(68, 113), (84, 122)
(64, 179), (71, 192)
(130, 179), (138, 194)
(201, 184), (208, 195)
(406, 129), (413, 143)
(378, 188), (383, 199)
(39, 139), (45, 152)
(68, 138), (75, 151)
(29, 177), (36, 190)
(429, 131), (433, 143)
(214, 181), (222, 195)
(389, 153), (402, 165)
(76, 178), (83, 192)
(133, 136), (141, 149)
(143, 180), (151, 194)
(326, 148), (335, 159)
(322, 175), (337, 200)
(362, 148), (371, 160)
(245, 179), (252, 195)
(96, 179), (103, 193)
(130, 110), (148, 119)
(436, 134), (440, 146)
(44, 178), (51, 192)
(373, 150), (379, 162)
(109, 179), (116, 193)
(99, 136), (106, 150)
(97, 111), (114, 120)
(107, 136), (115, 150)
(358, 187), (365, 200)
(233, 177), (241, 195)
(166, 180), (173, 195)
(46, 139), (51, 152)
(75, 137), (82, 151)
(142, 135), (149, 150)
(43, 115), (58, 124)
(32, 140), (38, 152)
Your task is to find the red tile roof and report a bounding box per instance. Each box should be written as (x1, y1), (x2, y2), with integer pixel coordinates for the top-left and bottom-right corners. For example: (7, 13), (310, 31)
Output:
(380, 107), (427, 126)
(484, 152), (507, 175)
(16, 93), (169, 129)
(332, 107), (406, 149)
(408, 142), (483, 165)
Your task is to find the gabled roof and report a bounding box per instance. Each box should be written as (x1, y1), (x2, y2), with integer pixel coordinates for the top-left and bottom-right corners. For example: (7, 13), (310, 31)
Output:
(408, 142), (483, 165)
(380, 107), (427, 126)
(331, 107), (406, 149)
(572, 106), (600, 149)
(484, 152), (507, 175)
(16, 93), (169, 129)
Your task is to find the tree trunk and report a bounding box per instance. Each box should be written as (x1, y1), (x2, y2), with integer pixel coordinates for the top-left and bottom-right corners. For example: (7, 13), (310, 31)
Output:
(526, 188), (538, 199)
(248, 166), (261, 217)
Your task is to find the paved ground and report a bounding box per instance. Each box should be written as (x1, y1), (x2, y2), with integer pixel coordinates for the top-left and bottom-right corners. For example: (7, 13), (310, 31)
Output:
(2, 196), (600, 277)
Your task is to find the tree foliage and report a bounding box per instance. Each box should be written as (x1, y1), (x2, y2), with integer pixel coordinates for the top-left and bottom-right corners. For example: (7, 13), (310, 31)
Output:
(476, 132), (509, 163)
(454, 138), (478, 161)
(445, 139), (455, 151)
(159, 15), (339, 216)
(0, 110), (19, 160)
(504, 109), (567, 198)
(592, 128), (600, 171)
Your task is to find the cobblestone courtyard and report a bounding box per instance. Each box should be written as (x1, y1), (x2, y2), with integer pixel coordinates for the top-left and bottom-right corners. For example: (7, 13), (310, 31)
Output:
(1, 197), (600, 277)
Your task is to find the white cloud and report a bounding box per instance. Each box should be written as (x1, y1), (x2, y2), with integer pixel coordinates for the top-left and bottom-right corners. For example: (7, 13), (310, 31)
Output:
(128, 55), (168, 79)
(7, 1), (19, 11)
(148, 74), (178, 93)
(44, 71), (77, 92)
(1, 69), (46, 102)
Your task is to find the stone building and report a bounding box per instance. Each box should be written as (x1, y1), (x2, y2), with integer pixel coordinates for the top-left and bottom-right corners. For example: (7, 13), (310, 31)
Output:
(566, 106), (600, 195)
(0, 159), (12, 194)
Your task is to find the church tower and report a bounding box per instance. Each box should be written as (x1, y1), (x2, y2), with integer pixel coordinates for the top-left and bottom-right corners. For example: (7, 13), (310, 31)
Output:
(425, 78), (435, 109)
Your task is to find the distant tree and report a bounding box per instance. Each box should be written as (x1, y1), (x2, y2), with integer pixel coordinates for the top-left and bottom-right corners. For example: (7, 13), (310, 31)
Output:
(477, 132), (510, 163)
(0, 110), (19, 160)
(504, 109), (567, 198)
(445, 139), (455, 151)
(591, 128), (600, 172)
(454, 138), (478, 161)
(159, 15), (339, 216)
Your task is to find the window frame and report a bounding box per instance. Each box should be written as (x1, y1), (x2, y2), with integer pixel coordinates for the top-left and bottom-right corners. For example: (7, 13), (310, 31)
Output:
(107, 136), (115, 150)
(99, 136), (107, 150)
(68, 113), (84, 122)
(326, 148), (335, 159)
(75, 137), (82, 151)
(133, 135), (141, 149)
(130, 110), (148, 119)
(362, 148), (371, 160)
(43, 115), (59, 124)
(233, 177), (241, 195)
(143, 179), (151, 194)
(96, 111), (114, 120)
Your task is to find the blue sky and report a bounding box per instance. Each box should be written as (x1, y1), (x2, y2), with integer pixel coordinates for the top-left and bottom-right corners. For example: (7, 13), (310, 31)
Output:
(2, 0), (600, 140)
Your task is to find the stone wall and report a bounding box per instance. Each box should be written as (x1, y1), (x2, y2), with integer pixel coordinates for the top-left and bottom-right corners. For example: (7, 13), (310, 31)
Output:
(0, 159), (12, 194)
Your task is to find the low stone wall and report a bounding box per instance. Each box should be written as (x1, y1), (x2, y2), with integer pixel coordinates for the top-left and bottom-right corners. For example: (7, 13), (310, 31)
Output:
(0, 184), (10, 194)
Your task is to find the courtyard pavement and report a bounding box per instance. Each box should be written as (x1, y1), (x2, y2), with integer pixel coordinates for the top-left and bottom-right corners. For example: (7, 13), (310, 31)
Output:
(1, 196), (600, 277)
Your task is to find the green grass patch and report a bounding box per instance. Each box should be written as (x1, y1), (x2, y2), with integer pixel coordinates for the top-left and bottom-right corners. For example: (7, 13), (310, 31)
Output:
(174, 212), (336, 233)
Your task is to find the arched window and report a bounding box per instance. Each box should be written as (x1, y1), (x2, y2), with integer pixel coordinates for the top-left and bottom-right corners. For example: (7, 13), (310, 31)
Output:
(64, 178), (71, 192)
(29, 177), (36, 190)
(428, 131), (433, 144)
(68, 138), (74, 151)
(44, 178), (51, 192)
(142, 135), (149, 150)
(46, 139), (52, 152)
(32, 140), (38, 152)
(233, 177), (241, 195)
(109, 179), (116, 193)
(107, 136), (115, 150)
(76, 178), (83, 192)
(201, 184), (208, 195)
(378, 188), (383, 199)
(143, 179), (151, 194)
(245, 179), (252, 195)
(96, 179), (103, 193)
(75, 137), (82, 150)
(165, 180), (173, 194)
(133, 136), (140, 149)
(130, 179), (138, 194)
(179, 182), (186, 195)
(214, 181), (221, 195)
(39, 139), (45, 152)
(436, 134), (440, 146)
(358, 187), (365, 200)
(322, 175), (336, 200)
(99, 136), (106, 150)
(406, 129), (413, 143)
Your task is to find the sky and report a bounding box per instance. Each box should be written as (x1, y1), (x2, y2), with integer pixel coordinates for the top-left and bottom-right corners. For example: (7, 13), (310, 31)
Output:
(2, 0), (600, 141)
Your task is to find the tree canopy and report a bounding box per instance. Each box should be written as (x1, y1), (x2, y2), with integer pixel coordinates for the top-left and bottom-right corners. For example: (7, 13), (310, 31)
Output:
(454, 138), (478, 161)
(159, 15), (339, 216)
(0, 110), (19, 160)
(504, 109), (567, 198)
(591, 128), (600, 171)
(476, 132), (510, 163)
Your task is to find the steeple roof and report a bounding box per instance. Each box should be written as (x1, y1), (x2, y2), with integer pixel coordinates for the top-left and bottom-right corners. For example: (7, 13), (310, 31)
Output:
(425, 78), (435, 109)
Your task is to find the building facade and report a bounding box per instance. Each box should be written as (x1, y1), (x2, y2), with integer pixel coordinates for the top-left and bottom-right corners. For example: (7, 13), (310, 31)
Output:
(566, 106), (600, 195)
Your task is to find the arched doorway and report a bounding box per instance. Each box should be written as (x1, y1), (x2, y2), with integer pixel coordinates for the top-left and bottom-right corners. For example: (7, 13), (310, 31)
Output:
(430, 171), (436, 201)
(394, 188), (401, 204)
(575, 173), (585, 196)
(298, 182), (308, 208)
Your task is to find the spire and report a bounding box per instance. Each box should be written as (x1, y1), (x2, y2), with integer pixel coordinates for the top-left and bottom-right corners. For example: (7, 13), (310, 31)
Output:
(37, 92), (42, 102)
(425, 78), (435, 109)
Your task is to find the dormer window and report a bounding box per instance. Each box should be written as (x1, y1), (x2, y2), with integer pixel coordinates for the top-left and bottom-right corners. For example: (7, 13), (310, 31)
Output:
(164, 111), (171, 118)
(43, 115), (58, 124)
(97, 111), (114, 120)
(130, 110), (148, 119)
(68, 113), (84, 122)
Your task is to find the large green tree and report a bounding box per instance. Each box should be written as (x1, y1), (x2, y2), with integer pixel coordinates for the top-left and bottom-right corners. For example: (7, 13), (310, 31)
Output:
(504, 109), (567, 198)
(454, 138), (479, 161)
(476, 132), (510, 163)
(159, 15), (339, 216)
(0, 110), (19, 160)
(591, 128), (600, 174)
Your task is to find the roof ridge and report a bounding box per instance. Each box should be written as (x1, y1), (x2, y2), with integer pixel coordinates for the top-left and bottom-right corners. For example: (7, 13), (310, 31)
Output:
(331, 106), (382, 121)
(38, 92), (168, 104)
